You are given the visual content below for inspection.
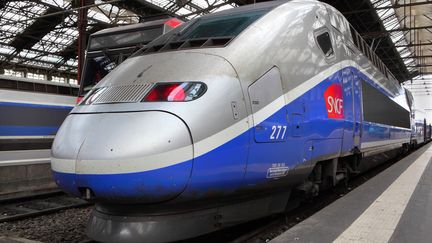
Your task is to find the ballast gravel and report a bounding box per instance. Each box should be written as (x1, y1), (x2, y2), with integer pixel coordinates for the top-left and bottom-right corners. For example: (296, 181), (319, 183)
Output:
(0, 206), (92, 243)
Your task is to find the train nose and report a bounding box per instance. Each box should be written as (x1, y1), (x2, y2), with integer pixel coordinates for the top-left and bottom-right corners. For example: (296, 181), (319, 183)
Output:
(51, 111), (193, 203)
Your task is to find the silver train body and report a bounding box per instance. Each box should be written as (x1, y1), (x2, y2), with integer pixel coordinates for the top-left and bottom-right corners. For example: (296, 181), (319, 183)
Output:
(51, 1), (417, 242)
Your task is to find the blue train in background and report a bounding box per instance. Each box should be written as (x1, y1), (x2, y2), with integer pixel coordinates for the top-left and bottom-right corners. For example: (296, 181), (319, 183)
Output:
(411, 108), (431, 146)
(0, 75), (77, 150)
(50, 1), (431, 242)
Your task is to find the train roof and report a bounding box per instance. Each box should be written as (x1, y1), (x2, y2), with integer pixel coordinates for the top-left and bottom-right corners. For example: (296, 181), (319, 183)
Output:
(91, 18), (182, 37)
(132, 0), (403, 99)
(199, 0), (289, 17)
(136, 0), (293, 56)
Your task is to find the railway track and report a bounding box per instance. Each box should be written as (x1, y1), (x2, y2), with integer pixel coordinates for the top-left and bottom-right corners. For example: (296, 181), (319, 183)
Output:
(0, 191), (91, 223)
(0, 148), (421, 243)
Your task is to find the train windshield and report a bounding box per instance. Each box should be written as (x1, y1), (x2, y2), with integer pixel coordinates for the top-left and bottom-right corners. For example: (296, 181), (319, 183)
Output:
(80, 55), (116, 94)
(142, 8), (273, 51)
(179, 10), (268, 40)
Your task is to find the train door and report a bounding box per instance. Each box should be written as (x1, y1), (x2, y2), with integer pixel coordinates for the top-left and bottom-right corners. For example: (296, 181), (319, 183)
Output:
(249, 67), (288, 143)
(245, 67), (290, 184)
(341, 69), (361, 153)
(353, 73), (362, 148)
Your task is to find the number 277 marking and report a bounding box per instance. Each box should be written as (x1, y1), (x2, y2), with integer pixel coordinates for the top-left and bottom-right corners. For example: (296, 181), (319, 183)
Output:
(270, 125), (287, 140)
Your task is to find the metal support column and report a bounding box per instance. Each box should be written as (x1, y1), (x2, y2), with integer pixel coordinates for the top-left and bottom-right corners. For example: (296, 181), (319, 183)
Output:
(77, 0), (89, 85)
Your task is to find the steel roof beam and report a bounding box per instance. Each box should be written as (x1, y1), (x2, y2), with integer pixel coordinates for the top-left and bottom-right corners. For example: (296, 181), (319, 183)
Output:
(370, 42), (432, 49)
(406, 64), (432, 68)
(8, 7), (68, 52)
(382, 55), (432, 60)
(343, 1), (432, 15)
(396, 42), (432, 48)
(110, 0), (181, 20)
(182, 0), (235, 18)
(361, 25), (432, 40)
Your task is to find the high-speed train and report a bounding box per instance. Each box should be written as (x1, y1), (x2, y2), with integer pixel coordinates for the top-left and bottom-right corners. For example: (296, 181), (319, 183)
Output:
(0, 75), (77, 150)
(404, 89), (432, 145)
(51, 0), (425, 242)
(411, 109), (430, 145)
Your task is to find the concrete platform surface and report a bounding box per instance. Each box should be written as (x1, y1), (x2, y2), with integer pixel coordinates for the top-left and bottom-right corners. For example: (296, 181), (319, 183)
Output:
(0, 149), (50, 166)
(271, 143), (432, 243)
(0, 149), (56, 200)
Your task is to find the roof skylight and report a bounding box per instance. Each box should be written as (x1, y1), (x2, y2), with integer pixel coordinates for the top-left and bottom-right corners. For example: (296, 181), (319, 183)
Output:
(0, 0), (239, 83)
(0, 1), (48, 44)
(371, 0), (417, 74)
(33, 15), (79, 54)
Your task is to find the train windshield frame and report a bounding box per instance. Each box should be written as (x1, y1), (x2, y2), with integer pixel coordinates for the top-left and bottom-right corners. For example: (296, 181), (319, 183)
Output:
(178, 10), (268, 40)
(88, 26), (164, 51)
(141, 7), (276, 52)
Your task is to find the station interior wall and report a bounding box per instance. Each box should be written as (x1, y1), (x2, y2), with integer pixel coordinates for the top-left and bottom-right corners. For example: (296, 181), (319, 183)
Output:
(413, 96), (432, 122)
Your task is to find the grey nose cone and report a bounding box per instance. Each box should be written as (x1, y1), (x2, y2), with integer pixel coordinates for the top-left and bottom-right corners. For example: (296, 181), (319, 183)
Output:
(51, 111), (193, 203)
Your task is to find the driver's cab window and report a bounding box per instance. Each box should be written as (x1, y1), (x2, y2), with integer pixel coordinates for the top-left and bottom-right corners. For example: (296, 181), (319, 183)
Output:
(316, 30), (334, 59)
(80, 56), (116, 95)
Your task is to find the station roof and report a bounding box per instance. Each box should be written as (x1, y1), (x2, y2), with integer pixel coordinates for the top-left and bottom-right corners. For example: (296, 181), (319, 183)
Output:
(0, 0), (430, 94)
(321, 0), (432, 96)
(0, 0), (237, 82)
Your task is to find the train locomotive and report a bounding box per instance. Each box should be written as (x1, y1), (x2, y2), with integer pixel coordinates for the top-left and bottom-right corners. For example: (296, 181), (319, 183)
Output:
(51, 0), (426, 242)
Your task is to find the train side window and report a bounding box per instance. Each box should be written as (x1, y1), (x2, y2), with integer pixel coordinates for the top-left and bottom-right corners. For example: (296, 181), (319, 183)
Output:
(315, 31), (334, 58)
(362, 80), (410, 128)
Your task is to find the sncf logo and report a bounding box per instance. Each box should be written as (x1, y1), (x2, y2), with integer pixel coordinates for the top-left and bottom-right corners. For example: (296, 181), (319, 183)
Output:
(324, 83), (344, 119)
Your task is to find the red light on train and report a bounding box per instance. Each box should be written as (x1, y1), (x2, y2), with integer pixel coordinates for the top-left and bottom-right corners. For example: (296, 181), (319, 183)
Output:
(76, 96), (83, 104)
(164, 18), (183, 28)
(144, 83), (186, 102)
(143, 82), (206, 102)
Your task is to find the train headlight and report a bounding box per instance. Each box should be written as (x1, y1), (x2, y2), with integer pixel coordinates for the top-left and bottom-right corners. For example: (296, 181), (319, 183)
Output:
(143, 82), (206, 102)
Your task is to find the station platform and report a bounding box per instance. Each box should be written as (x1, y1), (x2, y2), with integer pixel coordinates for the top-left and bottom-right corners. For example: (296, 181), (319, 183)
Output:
(0, 149), (57, 200)
(271, 143), (432, 243)
(0, 150), (50, 166)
